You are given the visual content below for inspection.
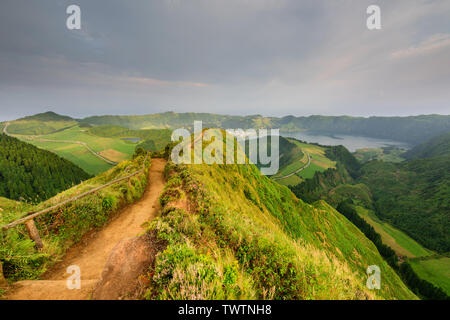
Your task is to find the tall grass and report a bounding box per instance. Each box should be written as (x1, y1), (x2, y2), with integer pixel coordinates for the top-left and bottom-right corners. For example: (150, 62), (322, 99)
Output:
(145, 161), (416, 300)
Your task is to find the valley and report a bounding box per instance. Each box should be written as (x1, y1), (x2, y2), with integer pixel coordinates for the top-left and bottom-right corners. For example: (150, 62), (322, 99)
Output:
(0, 111), (448, 300)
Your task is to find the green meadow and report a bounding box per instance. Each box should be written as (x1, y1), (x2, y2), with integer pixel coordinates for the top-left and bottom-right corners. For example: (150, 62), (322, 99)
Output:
(272, 139), (335, 185)
(409, 257), (450, 295)
(41, 126), (137, 157)
(14, 126), (138, 175)
(355, 206), (432, 258)
(27, 140), (112, 175)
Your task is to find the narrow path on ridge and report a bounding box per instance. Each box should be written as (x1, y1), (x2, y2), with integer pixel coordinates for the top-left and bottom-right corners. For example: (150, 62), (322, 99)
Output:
(5, 158), (167, 300)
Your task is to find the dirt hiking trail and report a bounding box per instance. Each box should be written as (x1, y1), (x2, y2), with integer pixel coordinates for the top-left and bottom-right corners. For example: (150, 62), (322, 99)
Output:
(6, 158), (167, 300)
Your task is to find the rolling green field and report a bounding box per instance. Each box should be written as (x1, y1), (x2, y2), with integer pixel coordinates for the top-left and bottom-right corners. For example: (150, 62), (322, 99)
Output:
(41, 126), (137, 157)
(13, 126), (138, 175)
(6, 120), (77, 135)
(275, 174), (303, 187)
(27, 140), (112, 175)
(272, 139), (335, 186)
(409, 257), (450, 295)
(355, 206), (432, 258)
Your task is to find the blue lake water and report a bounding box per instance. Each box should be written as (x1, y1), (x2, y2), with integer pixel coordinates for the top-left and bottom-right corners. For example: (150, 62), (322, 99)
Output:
(121, 137), (141, 143)
(280, 131), (411, 152)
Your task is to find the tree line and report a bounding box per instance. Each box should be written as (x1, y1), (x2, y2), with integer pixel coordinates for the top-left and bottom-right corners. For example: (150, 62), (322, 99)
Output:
(337, 200), (449, 300)
(0, 134), (91, 202)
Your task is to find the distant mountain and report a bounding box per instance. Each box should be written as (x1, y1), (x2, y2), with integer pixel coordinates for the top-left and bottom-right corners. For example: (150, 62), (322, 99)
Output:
(0, 134), (91, 202)
(80, 112), (450, 145)
(403, 132), (450, 160)
(7, 112), (77, 135)
(10, 111), (450, 145)
(18, 111), (74, 122)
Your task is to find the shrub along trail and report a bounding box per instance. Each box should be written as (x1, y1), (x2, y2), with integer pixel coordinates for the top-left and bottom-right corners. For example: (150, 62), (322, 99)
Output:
(6, 158), (167, 300)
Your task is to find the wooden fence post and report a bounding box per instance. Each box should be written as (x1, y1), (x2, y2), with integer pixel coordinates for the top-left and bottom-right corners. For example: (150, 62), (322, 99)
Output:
(0, 262), (7, 287)
(25, 219), (44, 250)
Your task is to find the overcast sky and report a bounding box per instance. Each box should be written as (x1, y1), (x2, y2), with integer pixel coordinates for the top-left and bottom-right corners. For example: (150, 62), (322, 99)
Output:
(0, 0), (449, 121)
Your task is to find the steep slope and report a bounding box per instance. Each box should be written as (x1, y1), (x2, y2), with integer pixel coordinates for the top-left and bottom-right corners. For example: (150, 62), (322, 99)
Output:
(358, 157), (450, 253)
(145, 161), (416, 300)
(0, 134), (91, 202)
(403, 132), (450, 160)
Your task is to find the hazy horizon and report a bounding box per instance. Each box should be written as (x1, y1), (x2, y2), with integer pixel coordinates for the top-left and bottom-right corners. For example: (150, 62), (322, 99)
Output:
(1, 1), (449, 121)
(2, 109), (450, 123)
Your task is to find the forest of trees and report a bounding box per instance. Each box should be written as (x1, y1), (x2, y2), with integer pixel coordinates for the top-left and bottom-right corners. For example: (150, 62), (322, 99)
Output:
(337, 200), (449, 300)
(0, 134), (91, 202)
(291, 138), (450, 253)
(403, 132), (450, 160)
(325, 145), (361, 178)
(358, 157), (450, 252)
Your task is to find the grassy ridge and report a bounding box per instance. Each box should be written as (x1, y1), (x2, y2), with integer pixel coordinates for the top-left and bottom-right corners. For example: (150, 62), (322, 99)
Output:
(145, 160), (415, 299)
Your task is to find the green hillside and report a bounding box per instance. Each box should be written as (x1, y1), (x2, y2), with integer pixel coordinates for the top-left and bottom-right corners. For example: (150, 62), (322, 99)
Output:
(358, 157), (450, 253)
(403, 132), (450, 160)
(145, 159), (416, 299)
(0, 134), (91, 202)
(245, 136), (304, 180)
(288, 138), (449, 297)
(355, 206), (432, 258)
(290, 138), (450, 254)
(18, 111), (75, 122)
(353, 146), (406, 163)
(88, 125), (172, 152)
(6, 112), (77, 136)
(8, 123), (172, 175)
(409, 257), (450, 295)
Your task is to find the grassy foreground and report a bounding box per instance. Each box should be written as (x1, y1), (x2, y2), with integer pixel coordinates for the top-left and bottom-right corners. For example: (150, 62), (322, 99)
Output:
(144, 160), (416, 299)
